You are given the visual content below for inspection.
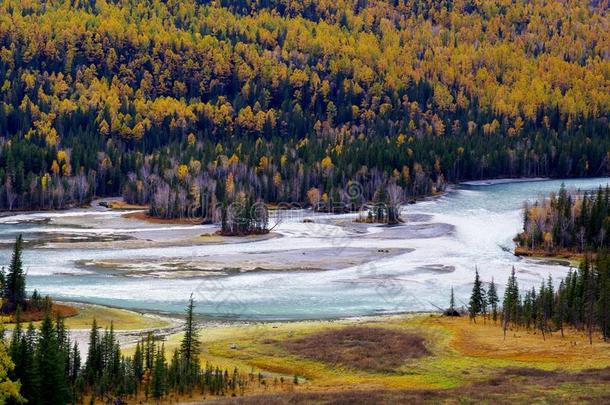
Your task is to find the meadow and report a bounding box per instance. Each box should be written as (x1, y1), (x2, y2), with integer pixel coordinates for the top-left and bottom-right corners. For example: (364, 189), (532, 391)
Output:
(118, 313), (610, 403)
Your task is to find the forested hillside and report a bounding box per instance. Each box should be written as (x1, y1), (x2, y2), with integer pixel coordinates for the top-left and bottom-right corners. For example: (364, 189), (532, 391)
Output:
(0, 0), (608, 217)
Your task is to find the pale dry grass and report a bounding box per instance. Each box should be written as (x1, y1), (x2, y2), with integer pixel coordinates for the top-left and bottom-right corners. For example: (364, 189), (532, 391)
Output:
(427, 316), (610, 369)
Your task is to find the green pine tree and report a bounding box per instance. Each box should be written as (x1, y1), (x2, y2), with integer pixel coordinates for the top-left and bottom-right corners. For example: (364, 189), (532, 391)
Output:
(468, 268), (484, 322)
(151, 344), (166, 402)
(85, 319), (101, 385)
(4, 235), (26, 311)
(487, 278), (499, 322)
(502, 267), (520, 339)
(597, 251), (610, 340)
(180, 294), (200, 394)
(35, 310), (70, 405)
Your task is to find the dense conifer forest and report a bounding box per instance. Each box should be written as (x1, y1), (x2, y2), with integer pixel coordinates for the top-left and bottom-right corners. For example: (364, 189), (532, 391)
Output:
(517, 184), (610, 253)
(0, 0), (608, 218)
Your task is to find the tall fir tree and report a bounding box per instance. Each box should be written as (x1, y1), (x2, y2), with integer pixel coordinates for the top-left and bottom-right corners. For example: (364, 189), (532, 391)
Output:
(151, 344), (167, 402)
(487, 278), (499, 322)
(502, 267), (520, 338)
(34, 310), (70, 405)
(4, 235), (26, 311)
(597, 251), (610, 340)
(468, 268), (485, 322)
(180, 294), (200, 393)
(85, 318), (101, 385)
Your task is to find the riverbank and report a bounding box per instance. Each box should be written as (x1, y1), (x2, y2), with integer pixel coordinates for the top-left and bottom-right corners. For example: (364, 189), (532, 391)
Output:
(514, 246), (584, 267)
(3, 302), (178, 330)
(122, 210), (206, 225)
(0, 302), (79, 323)
(460, 177), (550, 186)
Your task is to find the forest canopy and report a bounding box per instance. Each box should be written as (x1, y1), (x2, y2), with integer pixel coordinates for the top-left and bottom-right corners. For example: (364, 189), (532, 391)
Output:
(0, 0), (608, 217)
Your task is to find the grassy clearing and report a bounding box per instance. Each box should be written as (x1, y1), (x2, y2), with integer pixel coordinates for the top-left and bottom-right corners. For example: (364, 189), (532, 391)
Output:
(112, 314), (610, 403)
(151, 314), (610, 398)
(432, 315), (610, 370)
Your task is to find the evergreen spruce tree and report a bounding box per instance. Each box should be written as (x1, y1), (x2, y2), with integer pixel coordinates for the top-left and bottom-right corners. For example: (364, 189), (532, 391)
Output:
(556, 279), (567, 337)
(71, 342), (81, 383)
(4, 235), (26, 311)
(133, 341), (144, 393)
(35, 310), (70, 405)
(537, 281), (548, 340)
(502, 267), (519, 339)
(582, 257), (597, 345)
(168, 348), (181, 394)
(55, 313), (71, 383)
(468, 268), (484, 322)
(85, 319), (101, 385)
(151, 344), (166, 402)
(21, 322), (38, 403)
(180, 294), (200, 394)
(487, 278), (499, 322)
(597, 251), (610, 340)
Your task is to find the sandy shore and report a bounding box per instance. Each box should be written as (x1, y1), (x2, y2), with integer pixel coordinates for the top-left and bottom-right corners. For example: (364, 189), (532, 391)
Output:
(75, 246), (414, 278)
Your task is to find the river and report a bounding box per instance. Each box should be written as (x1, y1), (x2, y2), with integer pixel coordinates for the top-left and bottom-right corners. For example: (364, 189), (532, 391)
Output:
(0, 177), (608, 320)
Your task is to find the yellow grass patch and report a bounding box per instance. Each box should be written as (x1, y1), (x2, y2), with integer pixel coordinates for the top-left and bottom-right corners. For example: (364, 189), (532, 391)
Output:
(60, 304), (173, 330)
(428, 315), (610, 369)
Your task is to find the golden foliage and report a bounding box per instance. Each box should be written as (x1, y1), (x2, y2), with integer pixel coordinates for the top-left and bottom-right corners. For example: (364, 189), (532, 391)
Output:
(177, 164), (189, 181)
(321, 156), (333, 170)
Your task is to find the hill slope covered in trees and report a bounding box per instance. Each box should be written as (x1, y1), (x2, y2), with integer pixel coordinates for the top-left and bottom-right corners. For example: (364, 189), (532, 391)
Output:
(0, 0), (609, 217)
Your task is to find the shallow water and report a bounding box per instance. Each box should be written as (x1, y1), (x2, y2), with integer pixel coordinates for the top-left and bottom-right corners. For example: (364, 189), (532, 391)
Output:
(1, 178), (608, 320)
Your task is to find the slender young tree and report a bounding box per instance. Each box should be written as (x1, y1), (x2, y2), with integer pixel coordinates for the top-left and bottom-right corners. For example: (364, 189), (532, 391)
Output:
(537, 280), (547, 340)
(487, 278), (499, 322)
(133, 341), (144, 393)
(556, 279), (567, 337)
(582, 257), (597, 345)
(502, 267), (519, 339)
(180, 294), (200, 394)
(597, 251), (610, 340)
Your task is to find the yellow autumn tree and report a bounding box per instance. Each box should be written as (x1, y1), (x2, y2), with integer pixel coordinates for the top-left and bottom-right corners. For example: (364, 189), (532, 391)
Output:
(177, 164), (189, 181)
